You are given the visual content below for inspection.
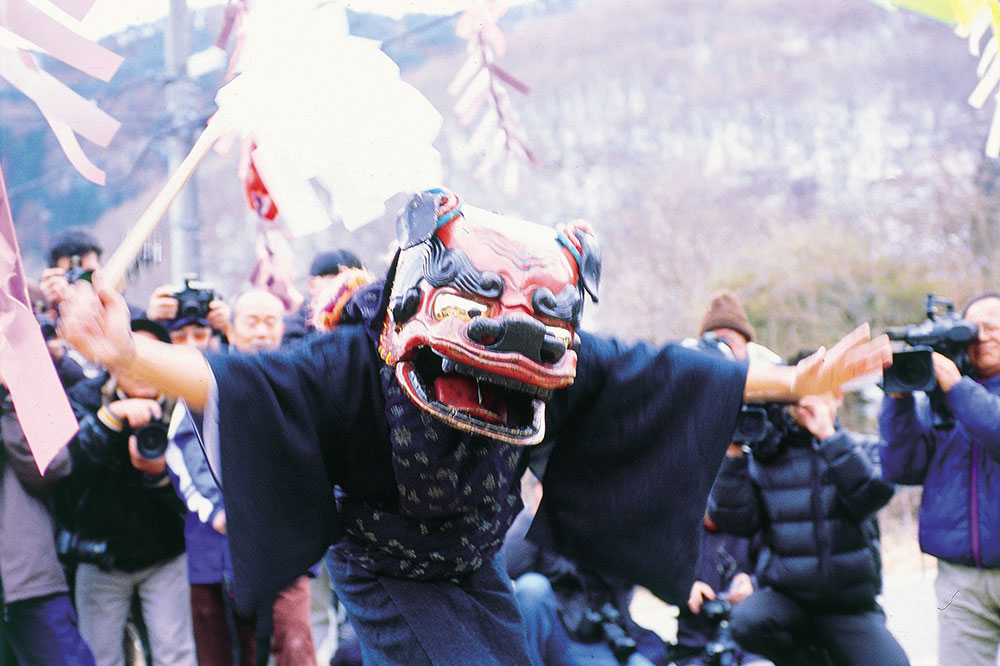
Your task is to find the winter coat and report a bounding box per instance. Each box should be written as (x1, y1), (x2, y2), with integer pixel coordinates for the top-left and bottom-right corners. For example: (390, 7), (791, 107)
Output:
(879, 375), (1000, 568)
(58, 374), (185, 572)
(0, 392), (73, 603)
(709, 429), (894, 608)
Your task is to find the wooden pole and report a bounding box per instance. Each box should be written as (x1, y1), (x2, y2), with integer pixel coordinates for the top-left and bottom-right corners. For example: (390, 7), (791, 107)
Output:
(101, 114), (228, 292)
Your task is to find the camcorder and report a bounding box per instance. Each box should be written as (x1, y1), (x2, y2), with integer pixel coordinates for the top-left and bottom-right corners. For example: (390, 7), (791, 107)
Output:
(689, 333), (798, 460)
(883, 293), (978, 428)
(64, 255), (93, 284)
(732, 401), (801, 462)
(171, 276), (215, 322)
(56, 528), (113, 570)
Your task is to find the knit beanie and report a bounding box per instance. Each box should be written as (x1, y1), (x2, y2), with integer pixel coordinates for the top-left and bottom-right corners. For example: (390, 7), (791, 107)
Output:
(699, 291), (756, 342)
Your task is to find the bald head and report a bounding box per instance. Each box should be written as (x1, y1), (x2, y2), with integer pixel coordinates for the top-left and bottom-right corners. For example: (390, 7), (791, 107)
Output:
(231, 290), (285, 353)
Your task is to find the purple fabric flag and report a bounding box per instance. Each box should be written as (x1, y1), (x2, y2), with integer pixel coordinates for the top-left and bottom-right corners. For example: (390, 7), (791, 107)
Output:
(0, 165), (78, 473)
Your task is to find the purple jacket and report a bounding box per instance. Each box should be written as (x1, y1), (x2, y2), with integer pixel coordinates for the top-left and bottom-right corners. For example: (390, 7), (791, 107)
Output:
(880, 374), (1000, 568)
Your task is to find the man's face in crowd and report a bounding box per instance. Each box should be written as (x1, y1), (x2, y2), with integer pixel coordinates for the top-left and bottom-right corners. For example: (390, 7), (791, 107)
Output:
(115, 331), (161, 398)
(54, 251), (101, 272)
(170, 323), (213, 351)
(232, 291), (285, 354)
(712, 327), (749, 362)
(966, 297), (1000, 379)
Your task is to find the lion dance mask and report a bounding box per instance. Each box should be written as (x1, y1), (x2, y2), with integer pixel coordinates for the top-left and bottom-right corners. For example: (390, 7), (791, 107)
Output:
(378, 188), (601, 446)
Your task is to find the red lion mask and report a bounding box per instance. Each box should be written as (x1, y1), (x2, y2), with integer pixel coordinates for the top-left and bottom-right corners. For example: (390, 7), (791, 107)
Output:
(379, 189), (600, 445)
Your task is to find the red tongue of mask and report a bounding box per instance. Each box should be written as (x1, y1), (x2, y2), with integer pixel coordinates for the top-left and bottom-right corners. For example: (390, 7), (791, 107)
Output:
(434, 375), (508, 424)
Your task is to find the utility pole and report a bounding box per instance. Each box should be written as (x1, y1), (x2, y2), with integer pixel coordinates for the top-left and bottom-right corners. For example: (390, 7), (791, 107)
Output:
(164, 0), (202, 283)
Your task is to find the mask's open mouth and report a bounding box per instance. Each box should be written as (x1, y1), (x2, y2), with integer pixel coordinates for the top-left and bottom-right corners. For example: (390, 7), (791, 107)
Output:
(395, 347), (549, 445)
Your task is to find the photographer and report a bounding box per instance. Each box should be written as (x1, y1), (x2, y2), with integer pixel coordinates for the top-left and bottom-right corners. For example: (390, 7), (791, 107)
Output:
(58, 317), (195, 666)
(879, 292), (1000, 666)
(503, 472), (664, 666)
(675, 291), (767, 666)
(709, 358), (907, 666)
(146, 280), (231, 351)
(39, 229), (102, 311)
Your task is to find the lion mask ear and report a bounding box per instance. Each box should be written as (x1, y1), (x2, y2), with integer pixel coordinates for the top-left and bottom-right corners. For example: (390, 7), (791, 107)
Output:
(395, 190), (442, 250)
(558, 221), (601, 303)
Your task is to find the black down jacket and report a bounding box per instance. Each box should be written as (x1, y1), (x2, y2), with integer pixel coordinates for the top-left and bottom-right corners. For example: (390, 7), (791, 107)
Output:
(708, 430), (894, 608)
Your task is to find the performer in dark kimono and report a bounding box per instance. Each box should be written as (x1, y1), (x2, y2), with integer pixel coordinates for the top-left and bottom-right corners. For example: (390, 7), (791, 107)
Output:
(59, 189), (890, 666)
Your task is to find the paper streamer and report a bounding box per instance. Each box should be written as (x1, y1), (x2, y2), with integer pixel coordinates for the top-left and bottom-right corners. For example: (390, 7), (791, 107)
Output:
(0, 166), (78, 473)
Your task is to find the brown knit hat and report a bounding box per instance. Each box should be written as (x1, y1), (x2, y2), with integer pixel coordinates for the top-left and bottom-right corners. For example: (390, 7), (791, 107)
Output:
(699, 290), (755, 342)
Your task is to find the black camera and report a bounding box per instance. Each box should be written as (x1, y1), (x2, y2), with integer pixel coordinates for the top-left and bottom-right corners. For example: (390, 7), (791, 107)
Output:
(56, 528), (113, 570)
(133, 420), (169, 460)
(734, 402), (800, 461)
(883, 293), (977, 394)
(574, 603), (637, 661)
(883, 294), (978, 429)
(64, 255), (93, 284)
(171, 276), (215, 322)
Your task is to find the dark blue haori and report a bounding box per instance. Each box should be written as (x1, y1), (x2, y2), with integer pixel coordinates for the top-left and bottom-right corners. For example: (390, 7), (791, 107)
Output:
(205, 283), (746, 665)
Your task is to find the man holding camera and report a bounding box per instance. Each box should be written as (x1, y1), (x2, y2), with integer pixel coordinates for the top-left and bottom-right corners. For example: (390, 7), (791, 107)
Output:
(146, 279), (231, 351)
(880, 292), (1000, 666)
(39, 229), (103, 312)
(709, 359), (908, 666)
(58, 316), (195, 666)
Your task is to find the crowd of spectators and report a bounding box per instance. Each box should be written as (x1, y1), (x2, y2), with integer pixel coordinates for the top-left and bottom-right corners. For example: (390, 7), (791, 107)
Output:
(4, 228), (1000, 666)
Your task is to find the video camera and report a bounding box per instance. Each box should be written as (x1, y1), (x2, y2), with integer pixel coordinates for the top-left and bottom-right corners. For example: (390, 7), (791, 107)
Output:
(883, 293), (977, 393)
(687, 333), (798, 460)
(883, 294), (978, 429)
(171, 276), (215, 323)
(733, 401), (801, 461)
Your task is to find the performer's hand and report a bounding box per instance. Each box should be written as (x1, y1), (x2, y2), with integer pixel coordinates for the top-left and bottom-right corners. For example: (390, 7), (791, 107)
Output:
(726, 572), (754, 604)
(688, 580), (716, 614)
(146, 285), (179, 322)
(58, 271), (136, 373)
(791, 324), (891, 397)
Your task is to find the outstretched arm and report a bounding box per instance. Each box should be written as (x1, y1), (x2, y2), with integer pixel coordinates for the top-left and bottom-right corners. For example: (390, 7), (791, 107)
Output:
(58, 272), (213, 411)
(743, 323), (891, 402)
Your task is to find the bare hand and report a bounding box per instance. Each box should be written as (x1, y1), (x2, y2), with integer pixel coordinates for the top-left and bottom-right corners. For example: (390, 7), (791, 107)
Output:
(107, 398), (162, 429)
(207, 300), (231, 338)
(790, 394), (837, 440)
(211, 509), (227, 535)
(791, 324), (892, 397)
(933, 352), (962, 393)
(128, 435), (166, 475)
(40, 267), (69, 308)
(146, 286), (179, 322)
(57, 271), (136, 372)
(726, 572), (754, 604)
(688, 580), (716, 614)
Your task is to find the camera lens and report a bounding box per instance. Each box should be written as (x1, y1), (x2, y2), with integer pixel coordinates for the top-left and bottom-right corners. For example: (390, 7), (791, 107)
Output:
(885, 348), (935, 393)
(135, 421), (169, 460)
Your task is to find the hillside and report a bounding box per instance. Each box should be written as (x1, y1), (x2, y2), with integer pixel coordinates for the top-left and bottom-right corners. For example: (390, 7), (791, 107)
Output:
(2, 0), (994, 349)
